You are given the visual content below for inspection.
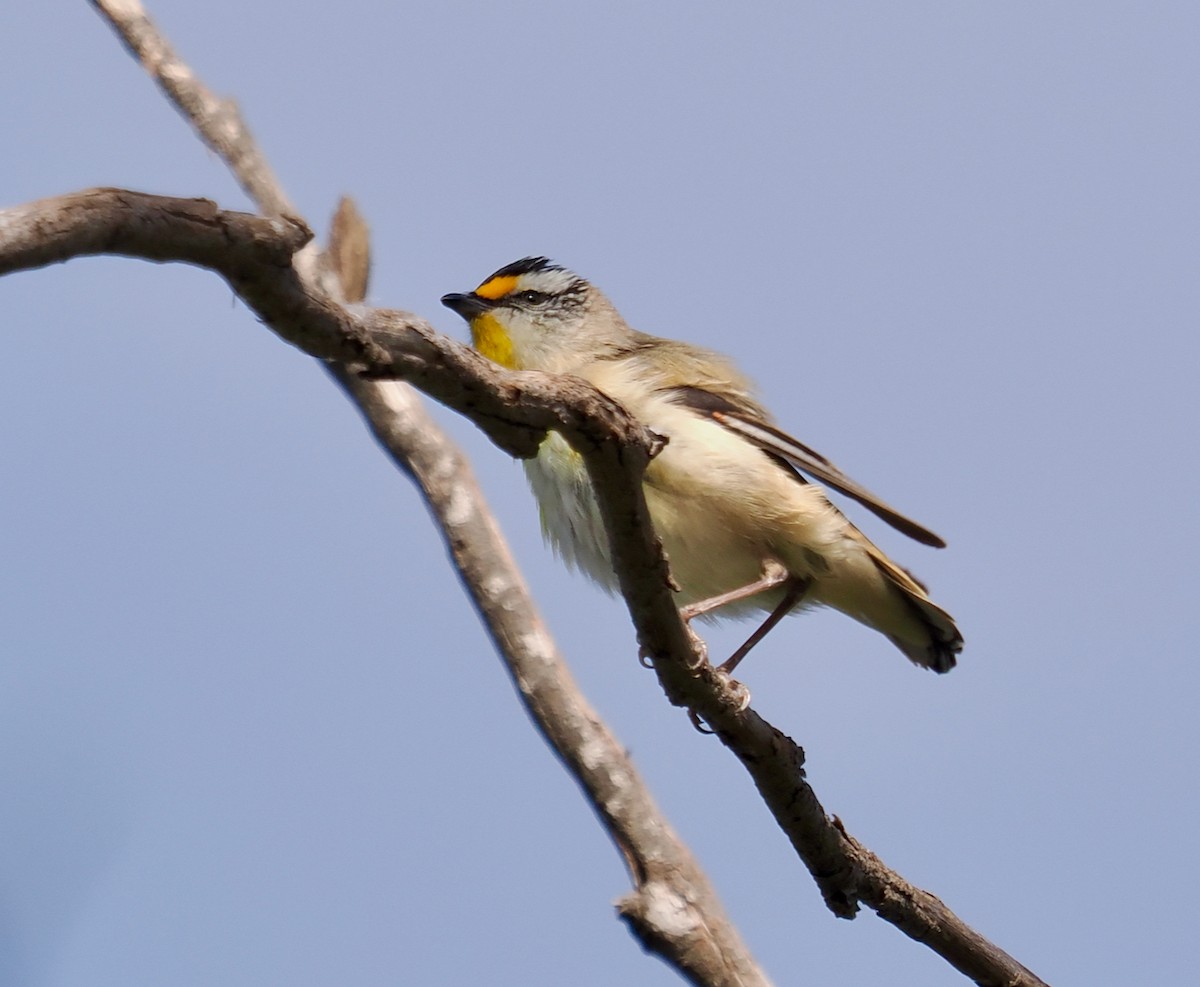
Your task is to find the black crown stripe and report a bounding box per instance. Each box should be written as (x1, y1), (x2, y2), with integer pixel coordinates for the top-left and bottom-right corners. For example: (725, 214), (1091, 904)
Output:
(485, 256), (564, 281)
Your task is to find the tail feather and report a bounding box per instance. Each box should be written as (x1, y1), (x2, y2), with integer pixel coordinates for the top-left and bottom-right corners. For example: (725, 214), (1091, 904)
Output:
(869, 550), (963, 672)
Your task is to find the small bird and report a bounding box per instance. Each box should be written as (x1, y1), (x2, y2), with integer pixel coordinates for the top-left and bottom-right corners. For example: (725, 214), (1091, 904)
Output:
(442, 257), (962, 673)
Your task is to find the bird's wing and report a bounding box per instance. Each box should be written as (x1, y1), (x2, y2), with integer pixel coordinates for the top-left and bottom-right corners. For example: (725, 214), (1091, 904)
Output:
(666, 385), (947, 549)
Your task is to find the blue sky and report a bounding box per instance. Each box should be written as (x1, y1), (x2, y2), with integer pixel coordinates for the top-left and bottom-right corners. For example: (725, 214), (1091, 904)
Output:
(2, 2), (1197, 984)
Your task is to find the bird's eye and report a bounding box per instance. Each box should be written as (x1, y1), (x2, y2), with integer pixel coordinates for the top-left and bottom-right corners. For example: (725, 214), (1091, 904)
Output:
(516, 289), (548, 305)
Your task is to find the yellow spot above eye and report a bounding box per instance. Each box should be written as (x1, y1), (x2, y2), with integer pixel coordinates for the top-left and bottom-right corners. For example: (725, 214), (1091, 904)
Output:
(475, 274), (519, 300)
(470, 313), (517, 369)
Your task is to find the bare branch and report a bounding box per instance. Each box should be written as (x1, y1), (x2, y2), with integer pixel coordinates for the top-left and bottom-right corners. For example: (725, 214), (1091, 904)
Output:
(0, 181), (1049, 985)
(0, 187), (306, 271)
(4, 5), (1053, 985)
(0, 187), (389, 367)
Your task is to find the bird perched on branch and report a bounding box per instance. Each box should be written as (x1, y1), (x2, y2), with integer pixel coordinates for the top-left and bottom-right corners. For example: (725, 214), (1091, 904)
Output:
(442, 257), (962, 674)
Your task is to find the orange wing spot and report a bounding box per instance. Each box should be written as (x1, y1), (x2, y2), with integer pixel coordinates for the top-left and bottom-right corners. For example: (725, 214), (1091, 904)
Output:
(475, 274), (519, 300)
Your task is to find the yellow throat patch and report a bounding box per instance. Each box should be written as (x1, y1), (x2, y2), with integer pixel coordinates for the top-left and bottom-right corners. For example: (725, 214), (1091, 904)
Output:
(469, 313), (516, 369)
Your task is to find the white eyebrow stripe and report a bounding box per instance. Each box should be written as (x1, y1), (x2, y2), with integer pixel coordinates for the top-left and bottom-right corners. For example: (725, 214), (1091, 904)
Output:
(517, 268), (585, 295)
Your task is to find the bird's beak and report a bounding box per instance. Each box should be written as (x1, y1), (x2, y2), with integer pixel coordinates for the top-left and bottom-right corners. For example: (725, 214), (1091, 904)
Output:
(441, 292), (492, 320)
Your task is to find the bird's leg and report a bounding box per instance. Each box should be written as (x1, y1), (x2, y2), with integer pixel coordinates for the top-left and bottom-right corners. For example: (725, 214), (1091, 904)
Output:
(719, 577), (808, 674)
(679, 559), (792, 622)
(678, 563), (807, 733)
(678, 560), (810, 674)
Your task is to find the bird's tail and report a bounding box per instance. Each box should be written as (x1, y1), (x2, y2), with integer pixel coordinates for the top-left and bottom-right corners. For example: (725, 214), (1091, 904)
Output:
(802, 535), (963, 673)
(868, 550), (962, 672)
